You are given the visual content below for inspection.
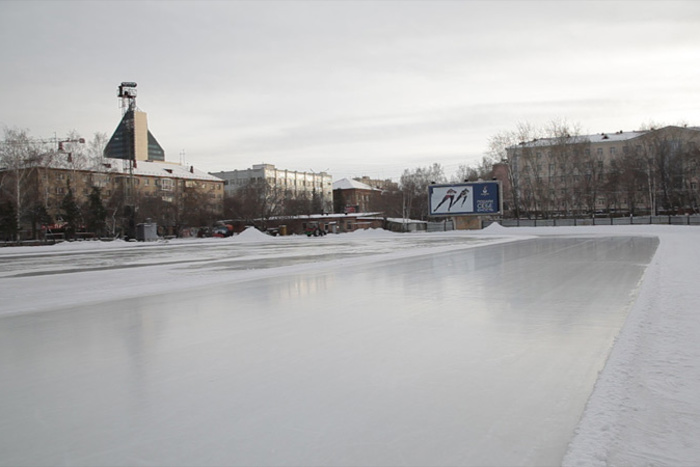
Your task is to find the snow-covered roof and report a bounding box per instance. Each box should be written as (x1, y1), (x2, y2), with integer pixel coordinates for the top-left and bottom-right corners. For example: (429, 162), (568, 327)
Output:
(264, 212), (384, 221)
(126, 160), (223, 182)
(332, 178), (380, 191)
(514, 130), (648, 149)
(385, 218), (428, 225)
(24, 153), (223, 183)
(512, 126), (700, 150)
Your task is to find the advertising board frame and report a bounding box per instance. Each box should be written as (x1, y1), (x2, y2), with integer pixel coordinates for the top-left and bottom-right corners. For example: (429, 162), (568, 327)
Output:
(428, 181), (502, 217)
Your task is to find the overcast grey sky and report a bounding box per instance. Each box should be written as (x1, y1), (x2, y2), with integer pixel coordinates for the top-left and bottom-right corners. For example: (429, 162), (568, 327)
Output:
(1, 1), (698, 181)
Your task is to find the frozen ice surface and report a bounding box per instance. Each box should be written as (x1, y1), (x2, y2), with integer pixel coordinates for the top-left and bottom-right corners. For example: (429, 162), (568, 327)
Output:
(0, 233), (658, 466)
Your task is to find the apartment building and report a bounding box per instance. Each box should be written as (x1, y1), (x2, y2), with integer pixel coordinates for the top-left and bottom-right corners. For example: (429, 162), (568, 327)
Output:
(211, 164), (333, 213)
(1, 152), (224, 238)
(503, 126), (700, 217)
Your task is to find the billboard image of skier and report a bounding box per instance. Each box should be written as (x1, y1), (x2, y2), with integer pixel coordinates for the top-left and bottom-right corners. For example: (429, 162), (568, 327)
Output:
(429, 181), (501, 216)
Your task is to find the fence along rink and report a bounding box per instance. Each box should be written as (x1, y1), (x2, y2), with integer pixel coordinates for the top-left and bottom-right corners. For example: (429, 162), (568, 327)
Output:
(486, 215), (700, 228)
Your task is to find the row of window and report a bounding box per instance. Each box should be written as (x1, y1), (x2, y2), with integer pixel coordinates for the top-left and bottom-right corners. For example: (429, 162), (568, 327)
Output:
(51, 185), (224, 200)
(50, 172), (221, 192)
(529, 141), (698, 160)
(226, 177), (329, 189)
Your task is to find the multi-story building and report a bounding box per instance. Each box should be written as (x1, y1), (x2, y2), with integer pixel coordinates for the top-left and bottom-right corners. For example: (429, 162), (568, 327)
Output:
(0, 151), (224, 239)
(503, 125), (700, 217)
(332, 178), (383, 213)
(211, 164), (333, 213)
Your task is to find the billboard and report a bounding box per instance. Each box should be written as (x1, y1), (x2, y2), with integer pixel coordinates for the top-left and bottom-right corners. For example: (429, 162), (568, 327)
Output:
(428, 181), (501, 216)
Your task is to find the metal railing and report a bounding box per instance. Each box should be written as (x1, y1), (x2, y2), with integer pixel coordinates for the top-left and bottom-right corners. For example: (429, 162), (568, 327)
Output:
(484, 215), (700, 228)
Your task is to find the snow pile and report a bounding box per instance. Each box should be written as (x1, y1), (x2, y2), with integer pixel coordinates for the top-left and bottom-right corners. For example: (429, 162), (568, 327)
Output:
(234, 226), (274, 243)
(481, 221), (508, 233)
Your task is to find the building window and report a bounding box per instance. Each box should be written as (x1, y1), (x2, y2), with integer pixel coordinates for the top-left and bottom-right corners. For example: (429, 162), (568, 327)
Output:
(596, 148), (603, 156)
(610, 147), (617, 155)
(161, 178), (173, 191)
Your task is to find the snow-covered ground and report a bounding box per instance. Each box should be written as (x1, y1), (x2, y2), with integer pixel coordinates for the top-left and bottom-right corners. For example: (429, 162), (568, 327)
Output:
(1, 224), (699, 466)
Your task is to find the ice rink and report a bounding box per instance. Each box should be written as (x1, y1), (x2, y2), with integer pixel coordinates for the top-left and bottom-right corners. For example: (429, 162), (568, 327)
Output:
(0, 234), (658, 466)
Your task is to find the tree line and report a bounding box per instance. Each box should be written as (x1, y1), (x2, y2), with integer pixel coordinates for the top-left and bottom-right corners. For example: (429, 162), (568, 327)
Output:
(4, 119), (698, 242)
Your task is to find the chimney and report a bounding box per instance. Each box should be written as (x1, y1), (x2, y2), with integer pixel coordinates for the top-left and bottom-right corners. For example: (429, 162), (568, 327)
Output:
(190, 165), (194, 173)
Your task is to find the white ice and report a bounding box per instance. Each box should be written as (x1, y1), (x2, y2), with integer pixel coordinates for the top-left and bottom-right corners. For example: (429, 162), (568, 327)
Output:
(1, 225), (699, 466)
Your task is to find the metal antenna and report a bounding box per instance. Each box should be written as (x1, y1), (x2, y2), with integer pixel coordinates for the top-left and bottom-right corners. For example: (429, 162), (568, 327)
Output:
(117, 82), (138, 115)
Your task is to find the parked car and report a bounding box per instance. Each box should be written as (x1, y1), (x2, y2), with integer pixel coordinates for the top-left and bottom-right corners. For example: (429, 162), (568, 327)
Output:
(212, 224), (234, 238)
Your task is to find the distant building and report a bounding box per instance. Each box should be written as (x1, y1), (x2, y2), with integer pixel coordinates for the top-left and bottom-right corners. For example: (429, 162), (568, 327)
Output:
(211, 164), (333, 213)
(332, 178), (383, 213)
(504, 125), (700, 217)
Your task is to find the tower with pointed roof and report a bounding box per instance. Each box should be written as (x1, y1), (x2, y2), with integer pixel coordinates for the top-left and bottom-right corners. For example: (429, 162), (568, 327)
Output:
(104, 82), (165, 162)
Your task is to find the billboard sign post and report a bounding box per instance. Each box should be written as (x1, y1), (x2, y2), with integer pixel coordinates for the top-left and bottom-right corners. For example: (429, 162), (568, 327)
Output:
(428, 181), (502, 217)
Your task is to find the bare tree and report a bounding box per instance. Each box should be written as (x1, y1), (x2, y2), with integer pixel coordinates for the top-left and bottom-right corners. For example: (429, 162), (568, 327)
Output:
(606, 148), (646, 216)
(0, 128), (52, 240)
(633, 125), (697, 214)
(225, 178), (285, 229)
(488, 122), (544, 218)
(400, 163), (446, 220)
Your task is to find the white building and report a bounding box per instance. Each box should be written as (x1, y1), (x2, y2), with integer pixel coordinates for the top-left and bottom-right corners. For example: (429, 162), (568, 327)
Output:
(210, 164), (333, 213)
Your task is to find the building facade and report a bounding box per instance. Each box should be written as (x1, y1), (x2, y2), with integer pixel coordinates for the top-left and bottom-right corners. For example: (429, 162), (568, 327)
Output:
(0, 151), (224, 239)
(503, 126), (700, 217)
(104, 109), (165, 162)
(211, 164), (333, 213)
(332, 178), (383, 213)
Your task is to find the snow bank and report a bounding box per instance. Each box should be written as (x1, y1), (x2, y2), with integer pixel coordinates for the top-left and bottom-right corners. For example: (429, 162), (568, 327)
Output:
(474, 224), (700, 465)
(562, 229), (700, 466)
(481, 221), (508, 233)
(345, 227), (400, 238)
(234, 226), (275, 243)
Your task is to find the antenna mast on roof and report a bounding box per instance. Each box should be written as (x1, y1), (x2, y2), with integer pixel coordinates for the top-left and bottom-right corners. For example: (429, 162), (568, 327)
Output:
(117, 82), (138, 115)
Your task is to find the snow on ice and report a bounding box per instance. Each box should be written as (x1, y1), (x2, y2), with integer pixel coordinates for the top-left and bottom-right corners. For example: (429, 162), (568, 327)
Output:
(1, 224), (699, 466)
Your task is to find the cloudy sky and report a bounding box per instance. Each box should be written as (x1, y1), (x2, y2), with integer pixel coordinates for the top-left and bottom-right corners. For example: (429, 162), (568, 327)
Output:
(1, 1), (699, 181)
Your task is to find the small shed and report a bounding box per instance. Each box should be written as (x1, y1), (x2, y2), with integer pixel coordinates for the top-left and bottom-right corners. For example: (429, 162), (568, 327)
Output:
(136, 221), (159, 241)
